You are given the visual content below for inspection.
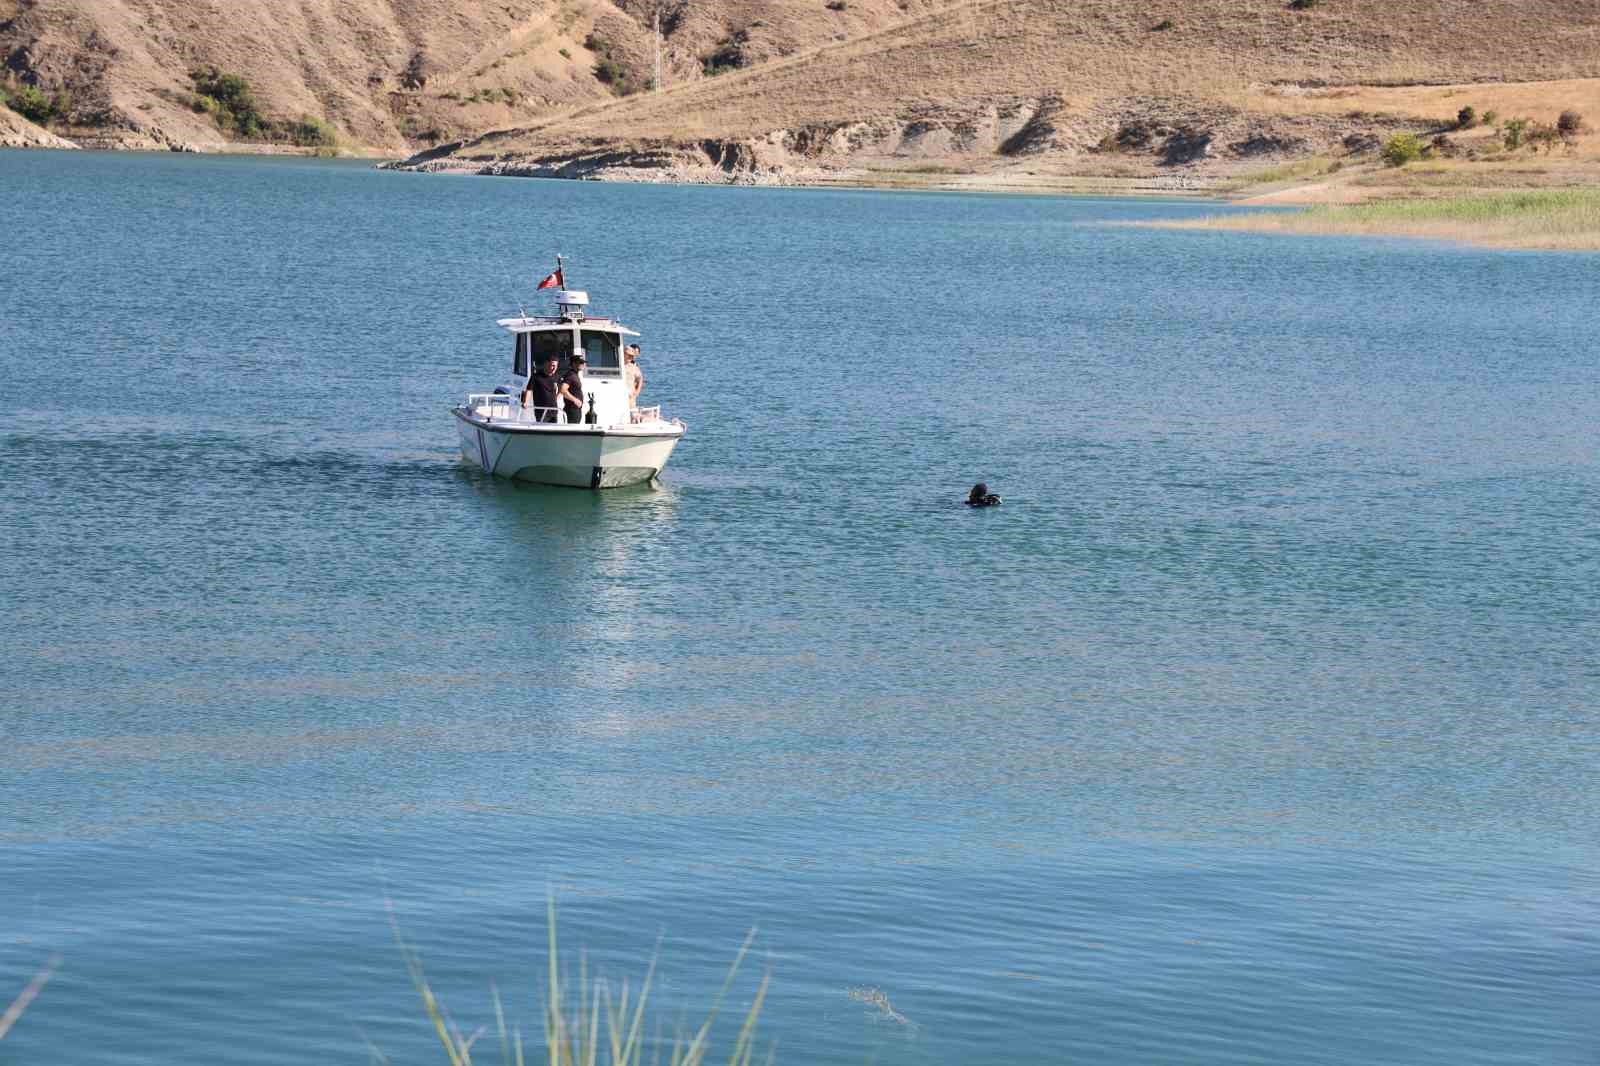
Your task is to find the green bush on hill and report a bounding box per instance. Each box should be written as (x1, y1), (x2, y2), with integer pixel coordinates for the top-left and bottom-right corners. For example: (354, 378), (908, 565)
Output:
(585, 35), (640, 95)
(702, 32), (746, 77)
(288, 114), (338, 148)
(1381, 132), (1422, 166)
(1502, 117), (1528, 150)
(3, 82), (65, 126)
(190, 66), (265, 137)
(593, 55), (630, 87)
(185, 68), (342, 147)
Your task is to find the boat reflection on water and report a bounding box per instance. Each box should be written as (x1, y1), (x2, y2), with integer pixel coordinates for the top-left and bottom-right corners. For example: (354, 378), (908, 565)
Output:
(464, 470), (681, 709)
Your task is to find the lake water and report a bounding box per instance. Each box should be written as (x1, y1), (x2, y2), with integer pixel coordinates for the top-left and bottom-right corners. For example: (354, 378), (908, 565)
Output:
(2, 150), (1597, 1065)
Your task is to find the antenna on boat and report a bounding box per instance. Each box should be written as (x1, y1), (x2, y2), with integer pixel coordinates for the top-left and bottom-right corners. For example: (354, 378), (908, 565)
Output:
(507, 273), (529, 321)
(552, 254), (589, 322)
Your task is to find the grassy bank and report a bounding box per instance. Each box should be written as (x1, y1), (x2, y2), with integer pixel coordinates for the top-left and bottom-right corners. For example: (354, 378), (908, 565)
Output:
(1174, 188), (1600, 250)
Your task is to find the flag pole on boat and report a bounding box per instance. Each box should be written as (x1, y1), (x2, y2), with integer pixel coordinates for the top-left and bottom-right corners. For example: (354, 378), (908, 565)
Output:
(537, 256), (567, 292)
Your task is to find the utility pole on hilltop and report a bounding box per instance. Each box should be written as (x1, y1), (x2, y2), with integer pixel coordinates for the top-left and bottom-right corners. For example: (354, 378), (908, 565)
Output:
(654, 5), (663, 93)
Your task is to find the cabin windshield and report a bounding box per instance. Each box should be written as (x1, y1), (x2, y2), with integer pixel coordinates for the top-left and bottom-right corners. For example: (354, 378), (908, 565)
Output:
(580, 330), (622, 375)
(514, 329), (574, 375)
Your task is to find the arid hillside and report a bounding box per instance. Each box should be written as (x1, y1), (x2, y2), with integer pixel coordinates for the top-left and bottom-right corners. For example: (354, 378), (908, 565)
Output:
(0, 0), (950, 151)
(5, 0), (1600, 189)
(390, 0), (1600, 183)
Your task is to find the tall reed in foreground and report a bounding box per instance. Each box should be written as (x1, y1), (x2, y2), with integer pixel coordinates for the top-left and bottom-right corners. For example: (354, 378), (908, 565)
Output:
(384, 898), (770, 1066)
(0, 955), (59, 1042)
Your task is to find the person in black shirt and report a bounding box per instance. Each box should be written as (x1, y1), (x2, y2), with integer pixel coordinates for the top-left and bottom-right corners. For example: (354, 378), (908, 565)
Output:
(559, 353), (587, 425)
(522, 354), (561, 422)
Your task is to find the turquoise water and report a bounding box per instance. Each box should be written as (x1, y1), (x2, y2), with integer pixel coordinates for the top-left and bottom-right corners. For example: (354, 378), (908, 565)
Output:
(2, 150), (1597, 1064)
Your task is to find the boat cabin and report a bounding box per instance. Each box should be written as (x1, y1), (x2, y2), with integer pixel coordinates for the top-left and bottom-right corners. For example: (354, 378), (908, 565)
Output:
(497, 290), (637, 426)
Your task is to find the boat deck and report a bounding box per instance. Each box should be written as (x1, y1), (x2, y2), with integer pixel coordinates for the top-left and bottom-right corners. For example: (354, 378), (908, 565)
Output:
(457, 394), (681, 436)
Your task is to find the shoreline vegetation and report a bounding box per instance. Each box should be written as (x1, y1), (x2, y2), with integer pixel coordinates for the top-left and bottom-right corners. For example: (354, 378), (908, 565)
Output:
(8, 137), (1598, 251)
(1167, 188), (1600, 251)
(15, 136), (1600, 252)
(1149, 110), (1600, 250)
(7, 132), (1599, 250)
(11, 75), (1600, 250)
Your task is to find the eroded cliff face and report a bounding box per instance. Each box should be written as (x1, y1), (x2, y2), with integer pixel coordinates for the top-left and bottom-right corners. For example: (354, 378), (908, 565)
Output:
(386, 95), (1421, 190)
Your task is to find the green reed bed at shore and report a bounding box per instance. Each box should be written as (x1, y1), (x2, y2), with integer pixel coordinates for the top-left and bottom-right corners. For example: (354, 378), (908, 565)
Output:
(1174, 188), (1600, 250)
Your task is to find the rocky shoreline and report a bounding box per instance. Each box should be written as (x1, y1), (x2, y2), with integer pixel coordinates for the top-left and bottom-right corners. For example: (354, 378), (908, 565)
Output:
(376, 102), (1414, 197)
(385, 150), (1222, 197)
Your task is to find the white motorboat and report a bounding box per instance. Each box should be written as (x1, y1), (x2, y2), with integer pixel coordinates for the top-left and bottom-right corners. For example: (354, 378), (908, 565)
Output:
(451, 272), (685, 488)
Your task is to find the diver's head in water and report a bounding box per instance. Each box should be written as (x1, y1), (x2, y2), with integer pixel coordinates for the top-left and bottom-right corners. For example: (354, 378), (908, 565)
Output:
(966, 483), (1001, 507)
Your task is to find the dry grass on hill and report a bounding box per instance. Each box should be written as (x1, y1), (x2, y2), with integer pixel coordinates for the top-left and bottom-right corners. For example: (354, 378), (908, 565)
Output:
(0, 0), (948, 151)
(465, 0), (1598, 139)
(1159, 112), (1600, 249)
(1239, 78), (1600, 127)
(415, 0), (1600, 183)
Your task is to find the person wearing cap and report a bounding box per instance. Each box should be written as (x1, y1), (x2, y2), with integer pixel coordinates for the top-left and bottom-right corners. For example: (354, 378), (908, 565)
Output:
(559, 353), (586, 424)
(624, 344), (644, 416)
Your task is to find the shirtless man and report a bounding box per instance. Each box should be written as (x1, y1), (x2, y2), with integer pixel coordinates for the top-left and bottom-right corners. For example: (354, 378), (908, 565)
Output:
(624, 344), (644, 415)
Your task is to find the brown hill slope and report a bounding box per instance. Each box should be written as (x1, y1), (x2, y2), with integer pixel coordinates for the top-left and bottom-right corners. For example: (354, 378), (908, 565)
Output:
(0, 0), (948, 151)
(393, 0), (1600, 182)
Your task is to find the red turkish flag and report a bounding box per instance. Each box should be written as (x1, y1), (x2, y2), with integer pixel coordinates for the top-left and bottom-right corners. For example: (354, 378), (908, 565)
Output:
(536, 269), (564, 290)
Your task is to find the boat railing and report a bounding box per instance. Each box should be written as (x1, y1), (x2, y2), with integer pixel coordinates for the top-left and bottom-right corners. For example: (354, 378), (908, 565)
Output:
(465, 394), (573, 424)
(518, 405), (566, 424)
(466, 392), (515, 416)
(631, 405), (662, 424)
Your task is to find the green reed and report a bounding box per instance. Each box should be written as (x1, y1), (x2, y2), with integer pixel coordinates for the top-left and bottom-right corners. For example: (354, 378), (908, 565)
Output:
(384, 898), (770, 1066)
(0, 955), (58, 1042)
(1300, 188), (1600, 226)
(1175, 187), (1600, 248)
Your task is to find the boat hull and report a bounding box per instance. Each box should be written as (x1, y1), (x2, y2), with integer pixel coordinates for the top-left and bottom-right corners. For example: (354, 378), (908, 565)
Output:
(453, 409), (682, 488)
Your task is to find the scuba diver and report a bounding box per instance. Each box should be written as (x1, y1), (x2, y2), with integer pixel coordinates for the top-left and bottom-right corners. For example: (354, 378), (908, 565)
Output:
(966, 483), (1002, 507)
